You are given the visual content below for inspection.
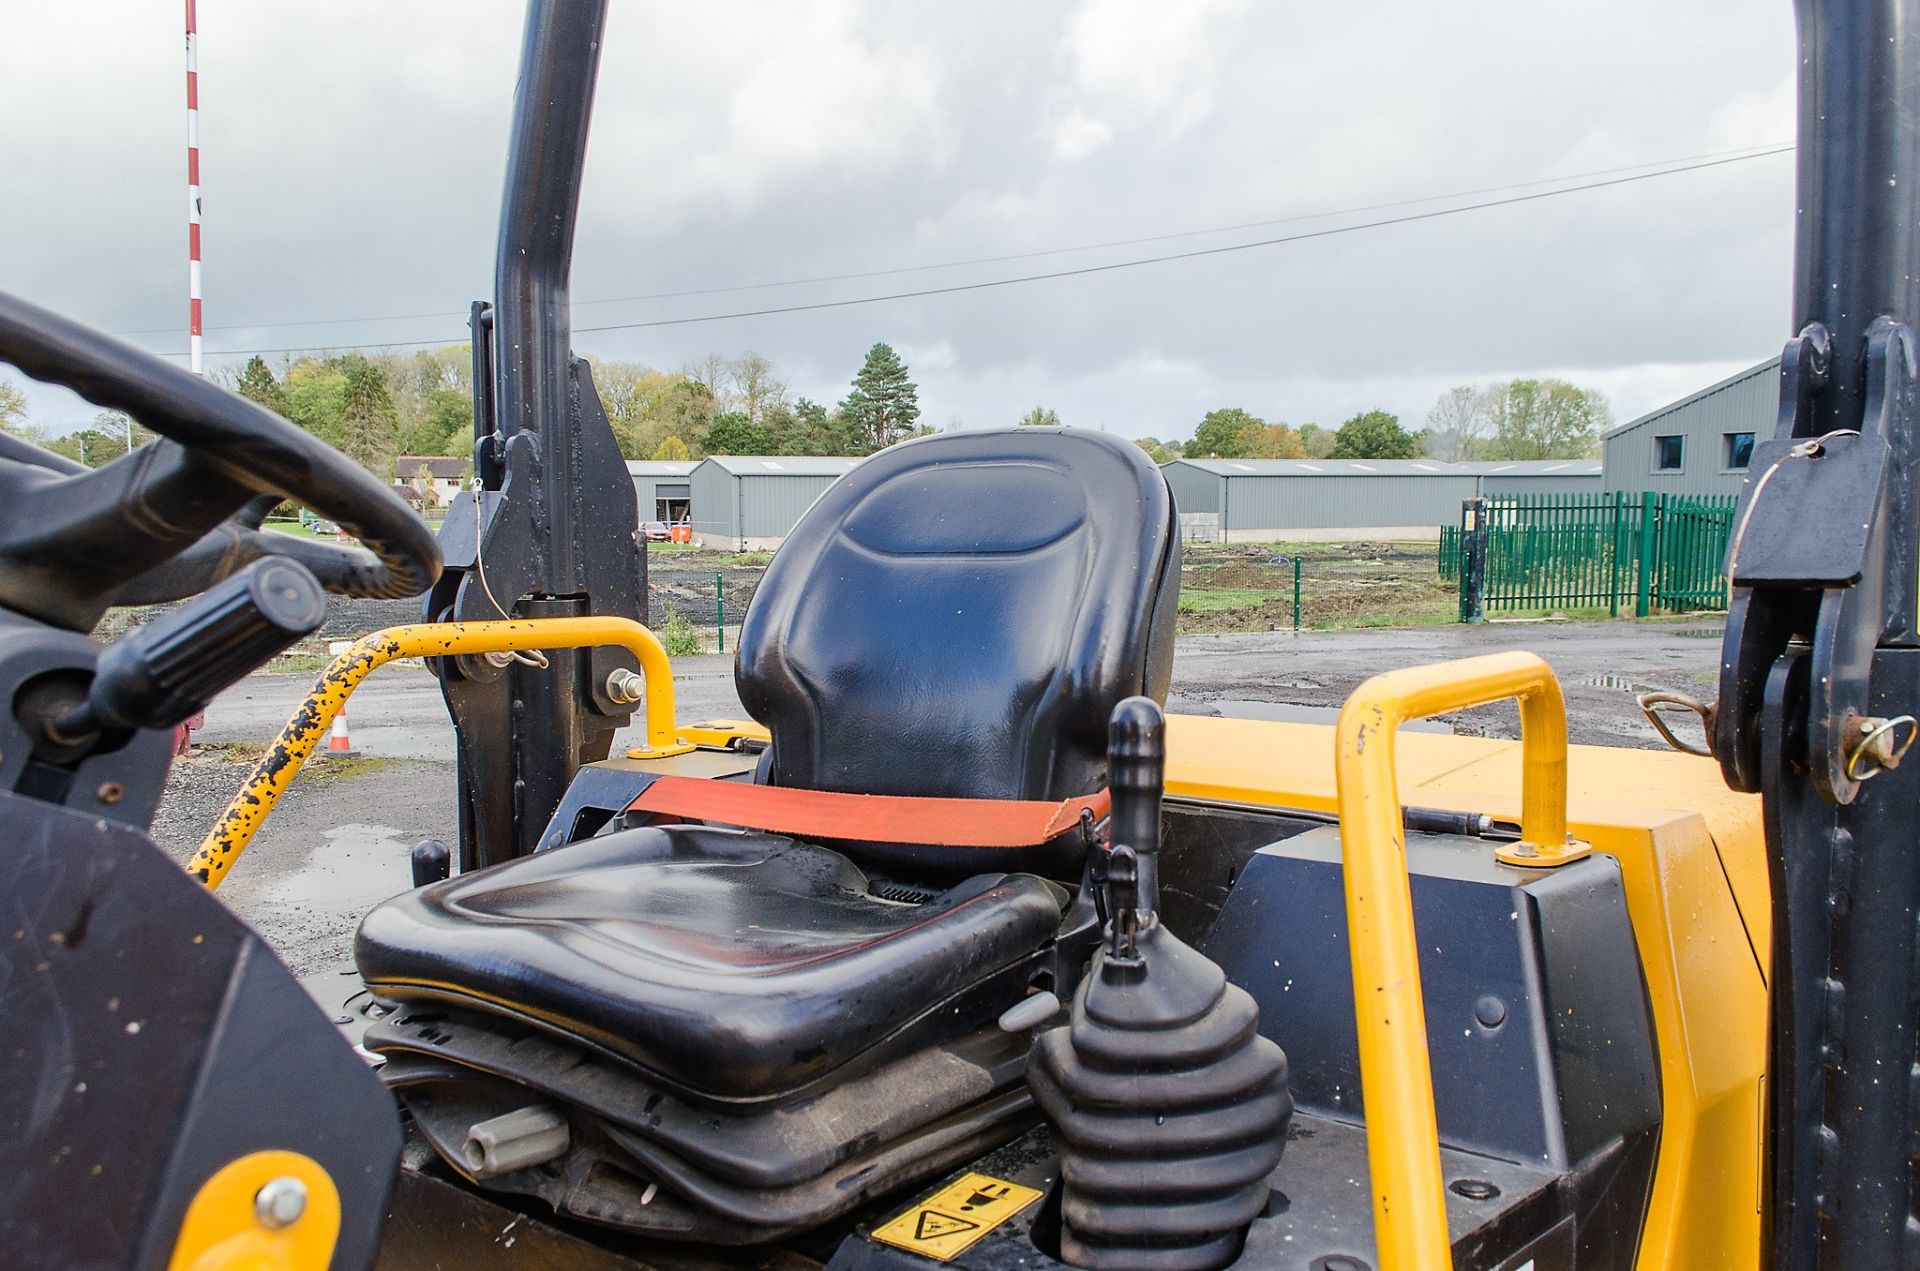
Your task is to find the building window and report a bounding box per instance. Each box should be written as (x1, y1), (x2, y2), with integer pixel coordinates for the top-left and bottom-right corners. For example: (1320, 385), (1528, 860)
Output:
(1654, 435), (1684, 472)
(1723, 431), (1755, 470)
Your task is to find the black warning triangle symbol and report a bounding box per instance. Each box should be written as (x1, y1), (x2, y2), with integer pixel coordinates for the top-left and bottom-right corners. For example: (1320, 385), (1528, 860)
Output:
(914, 1209), (980, 1241)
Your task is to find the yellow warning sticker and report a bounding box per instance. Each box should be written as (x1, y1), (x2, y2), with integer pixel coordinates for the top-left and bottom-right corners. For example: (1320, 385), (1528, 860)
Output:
(870, 1171), (1045, 1261)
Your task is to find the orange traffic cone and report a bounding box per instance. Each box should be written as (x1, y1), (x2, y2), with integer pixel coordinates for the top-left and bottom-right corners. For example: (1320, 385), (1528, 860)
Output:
(324, 702), (357, 757)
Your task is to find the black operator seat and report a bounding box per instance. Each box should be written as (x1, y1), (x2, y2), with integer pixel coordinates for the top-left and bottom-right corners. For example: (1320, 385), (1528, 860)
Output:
(357, 427), (1180, 1105)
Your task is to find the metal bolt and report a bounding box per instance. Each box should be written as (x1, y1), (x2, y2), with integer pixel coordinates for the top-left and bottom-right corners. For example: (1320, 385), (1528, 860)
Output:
(1473, 995), (1508, 1029)
(1450, 1178), (1500, 1201)
(605, 668), (645, 705)
(1316, 1257), (1372, 1271)
(95, 782), (124, 805)
(254, 1176), (308, 1229)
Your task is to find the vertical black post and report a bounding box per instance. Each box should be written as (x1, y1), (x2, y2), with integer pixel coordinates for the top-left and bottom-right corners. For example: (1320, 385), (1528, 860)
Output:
(1739, 5), (1920, 1267)
(424, 0), (646, 872)
(1791, 0), (1920, 438)
(1457, 498), (1487, 624)
(491, 0), (602, 591)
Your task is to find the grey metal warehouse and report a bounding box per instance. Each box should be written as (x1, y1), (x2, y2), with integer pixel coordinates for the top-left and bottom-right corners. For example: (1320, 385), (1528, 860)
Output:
(1160, 459), (1480, 541)
(1602, 359), (1775, 497)
(689, 455), (863, 550)
(1455, 459), (1603, 496)
(626, 460), (696, 525)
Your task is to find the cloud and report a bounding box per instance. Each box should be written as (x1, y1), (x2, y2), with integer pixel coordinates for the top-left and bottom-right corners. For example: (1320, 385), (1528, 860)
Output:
(591, 1), (948, 230)
(1052, 111), (1114, 161)
(0, 0), (1800, 442)
(1047, 0), (1248, 158)
(895, 339), (958, 372)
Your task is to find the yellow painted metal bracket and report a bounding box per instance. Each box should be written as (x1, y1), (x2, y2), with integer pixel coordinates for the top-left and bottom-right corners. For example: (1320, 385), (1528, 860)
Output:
(1333, 651), (1585, 1271)
(188, 617), (691, 890)
(662, 718), (769, 753)
(167, 1149), (339, 1271)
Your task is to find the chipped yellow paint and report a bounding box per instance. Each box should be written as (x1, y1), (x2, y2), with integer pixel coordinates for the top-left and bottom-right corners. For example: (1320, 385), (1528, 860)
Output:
(187, 618), (691, 890)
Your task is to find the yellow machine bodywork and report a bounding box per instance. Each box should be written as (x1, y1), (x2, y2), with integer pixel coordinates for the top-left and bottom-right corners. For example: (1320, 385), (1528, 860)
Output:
(196, 626), (1766, 1270)
(1171, 705), (1768, 1271)
(681, 702), (1768, 1269)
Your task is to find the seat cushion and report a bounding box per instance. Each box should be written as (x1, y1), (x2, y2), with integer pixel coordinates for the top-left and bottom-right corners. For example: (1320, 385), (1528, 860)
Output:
(355, 824), (1064, 1103)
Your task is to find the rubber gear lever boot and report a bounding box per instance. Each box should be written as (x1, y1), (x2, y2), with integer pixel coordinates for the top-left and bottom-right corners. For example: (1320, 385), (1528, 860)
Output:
(1029, 697), (1293, 1270)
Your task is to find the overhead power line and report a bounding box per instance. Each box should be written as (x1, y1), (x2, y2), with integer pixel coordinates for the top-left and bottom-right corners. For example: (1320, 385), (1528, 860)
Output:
(113, 140), (1787, 338)
(148, 143), (1792, 360)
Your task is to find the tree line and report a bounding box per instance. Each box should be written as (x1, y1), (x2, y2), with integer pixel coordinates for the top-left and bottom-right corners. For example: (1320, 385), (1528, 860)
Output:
(221, 339), (928, 477)
(0, 355), (1605, 477)
(0, 339), (928, 480)
(1044, 377), (1611, 464)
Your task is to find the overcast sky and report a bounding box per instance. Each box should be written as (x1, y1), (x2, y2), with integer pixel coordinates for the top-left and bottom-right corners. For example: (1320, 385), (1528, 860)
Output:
(2, 1), (1796, 439)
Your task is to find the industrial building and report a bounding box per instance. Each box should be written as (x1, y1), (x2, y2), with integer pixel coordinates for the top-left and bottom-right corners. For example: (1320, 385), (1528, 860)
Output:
(1602, 359), (1775, 497)
(1454, 459), (1603, 496)
(688, 455), (863, 550)
(639, 447), (1603, 551)
(1159, 458), (1480, 541)
(626, 460), (696, 525)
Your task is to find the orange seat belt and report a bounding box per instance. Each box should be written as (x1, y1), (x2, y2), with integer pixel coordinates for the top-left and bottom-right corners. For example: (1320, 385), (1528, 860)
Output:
(627, 775), (1110, 849)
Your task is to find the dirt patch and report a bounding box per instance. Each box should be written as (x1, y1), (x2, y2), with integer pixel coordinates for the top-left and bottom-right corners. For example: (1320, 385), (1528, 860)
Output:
(1177, 541), (1454, 634)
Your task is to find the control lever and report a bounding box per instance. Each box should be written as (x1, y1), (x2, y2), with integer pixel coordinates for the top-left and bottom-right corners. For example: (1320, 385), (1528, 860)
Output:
(1030, 697), (1293, 1270)
(52, 557), (325, 744)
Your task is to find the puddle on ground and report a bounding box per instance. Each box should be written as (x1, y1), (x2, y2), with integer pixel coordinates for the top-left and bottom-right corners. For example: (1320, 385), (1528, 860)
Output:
(1208, 699), (1452, 734)
(259, 822), (414, 909)
(1582, 674), (1655, 692)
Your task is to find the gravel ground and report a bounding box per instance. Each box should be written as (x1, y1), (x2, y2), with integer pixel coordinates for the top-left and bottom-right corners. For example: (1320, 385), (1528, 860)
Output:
(1164, 618), (1723, 749)
(153, 750), (455, 975)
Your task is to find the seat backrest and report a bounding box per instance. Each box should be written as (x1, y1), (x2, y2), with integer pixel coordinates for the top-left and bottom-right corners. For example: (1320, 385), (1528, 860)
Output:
(735, 427), (1179, 819)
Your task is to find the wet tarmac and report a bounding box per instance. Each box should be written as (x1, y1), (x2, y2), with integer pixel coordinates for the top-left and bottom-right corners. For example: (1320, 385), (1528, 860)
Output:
(154, 618), (1725, 972)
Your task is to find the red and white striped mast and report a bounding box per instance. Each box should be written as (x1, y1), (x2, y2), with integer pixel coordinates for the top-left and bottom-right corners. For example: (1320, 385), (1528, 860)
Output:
(185, 0), (203, 375)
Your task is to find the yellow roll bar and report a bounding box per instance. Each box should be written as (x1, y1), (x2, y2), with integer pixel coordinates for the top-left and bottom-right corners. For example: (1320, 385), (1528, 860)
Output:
(187, 617), (689, 890)
(1332, 651), (1579, 1271)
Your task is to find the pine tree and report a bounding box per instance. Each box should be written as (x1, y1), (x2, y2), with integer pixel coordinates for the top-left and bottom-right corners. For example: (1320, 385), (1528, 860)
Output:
(339, 358), (401, 478)
(838, 343), (920, 453)
(234, 355), (287, 415)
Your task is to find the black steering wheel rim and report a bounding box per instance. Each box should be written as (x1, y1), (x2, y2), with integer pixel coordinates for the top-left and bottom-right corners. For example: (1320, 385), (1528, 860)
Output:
(0, 289), (441, 610)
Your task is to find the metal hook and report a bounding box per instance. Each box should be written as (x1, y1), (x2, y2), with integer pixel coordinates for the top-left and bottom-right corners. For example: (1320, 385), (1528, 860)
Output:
(1636, 691), (1715, 758)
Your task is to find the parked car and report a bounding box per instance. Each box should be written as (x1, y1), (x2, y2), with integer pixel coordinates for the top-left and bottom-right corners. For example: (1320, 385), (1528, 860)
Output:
(641, 520), (671, 542)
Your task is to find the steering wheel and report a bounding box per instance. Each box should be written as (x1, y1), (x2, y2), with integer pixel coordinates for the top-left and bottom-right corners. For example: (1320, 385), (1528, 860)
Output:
(0, 289), (442, 630)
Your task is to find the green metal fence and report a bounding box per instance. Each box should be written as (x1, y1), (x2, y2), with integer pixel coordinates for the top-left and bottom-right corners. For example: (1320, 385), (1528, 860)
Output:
(1445, 491), (1737, 618)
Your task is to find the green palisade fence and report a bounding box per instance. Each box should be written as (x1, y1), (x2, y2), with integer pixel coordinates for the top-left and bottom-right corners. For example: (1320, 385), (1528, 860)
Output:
(1445, 491), (1736, 617)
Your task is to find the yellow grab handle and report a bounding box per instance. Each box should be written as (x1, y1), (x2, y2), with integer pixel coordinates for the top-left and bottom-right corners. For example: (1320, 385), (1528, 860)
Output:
(1332, 651), (1576, 1271)
(188, 617), (690, 890)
